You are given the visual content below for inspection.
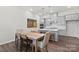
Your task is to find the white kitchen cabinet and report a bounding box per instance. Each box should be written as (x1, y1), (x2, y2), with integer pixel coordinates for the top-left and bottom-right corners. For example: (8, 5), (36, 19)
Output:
(65, 13), (79, 38)
(66, 20), (79, 38)
(66, 13), (79, 20)
(77, 21), (79, 38)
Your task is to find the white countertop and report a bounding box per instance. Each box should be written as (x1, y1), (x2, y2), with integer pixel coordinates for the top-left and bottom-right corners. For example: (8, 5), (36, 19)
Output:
(39, 24), (66, 31)
(45, 24), (66, 30)
(39, 28), (58, 31)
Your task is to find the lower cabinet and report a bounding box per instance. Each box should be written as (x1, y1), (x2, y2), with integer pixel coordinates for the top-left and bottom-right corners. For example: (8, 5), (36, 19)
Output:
(66, 20), (79, 38)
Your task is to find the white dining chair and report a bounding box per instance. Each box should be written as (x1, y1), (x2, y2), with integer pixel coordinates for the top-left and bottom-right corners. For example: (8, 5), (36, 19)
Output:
(32, 32), (51, 52)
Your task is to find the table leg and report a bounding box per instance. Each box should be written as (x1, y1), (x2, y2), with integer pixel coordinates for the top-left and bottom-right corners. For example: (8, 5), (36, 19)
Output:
(33, 40), (37, 52)
(54, 31), (58, 41)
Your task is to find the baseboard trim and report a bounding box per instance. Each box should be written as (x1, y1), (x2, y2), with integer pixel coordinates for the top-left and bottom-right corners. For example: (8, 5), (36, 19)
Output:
(59, 35), (79, 39)
(0, 40), (15, 45)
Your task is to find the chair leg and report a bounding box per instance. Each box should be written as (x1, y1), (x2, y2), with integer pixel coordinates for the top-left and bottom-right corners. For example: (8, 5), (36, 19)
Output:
(40, 48), (44, 52)
(25, 45), (28, 52)
(15, 36), (18, 49)
(32, 46), (33, 52)
(16, 40), (19, 51)
(45, 46), (48, 52)
(26, 44), (30, 52)
(20, 39), (23, 52)
(32, 45), (35, 52)
(15, 35), (20, 51)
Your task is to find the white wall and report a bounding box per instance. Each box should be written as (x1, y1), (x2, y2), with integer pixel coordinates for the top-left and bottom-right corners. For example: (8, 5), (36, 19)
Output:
(0, 7), (27, 45)
(0, 6), (41, 45)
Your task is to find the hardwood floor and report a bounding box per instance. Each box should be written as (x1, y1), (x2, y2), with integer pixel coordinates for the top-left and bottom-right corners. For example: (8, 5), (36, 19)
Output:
(49, 36), (79, 52)
(0, 36), (79, 52)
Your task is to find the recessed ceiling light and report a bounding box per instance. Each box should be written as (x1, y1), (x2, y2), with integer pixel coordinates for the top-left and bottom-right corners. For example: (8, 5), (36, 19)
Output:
(30, 9), (33, 11)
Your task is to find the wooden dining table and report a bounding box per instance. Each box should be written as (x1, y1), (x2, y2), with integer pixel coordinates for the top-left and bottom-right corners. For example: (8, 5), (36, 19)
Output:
(19, 31), (44, 52)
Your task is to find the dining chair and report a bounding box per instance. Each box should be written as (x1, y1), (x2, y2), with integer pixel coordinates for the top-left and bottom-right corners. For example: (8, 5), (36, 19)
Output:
(15, 29), (24, 51)
(15, 29), (32, 51)
(15, 32), (21, 51)
(20, 34), (32, 52)
(32, 32), (51, 52)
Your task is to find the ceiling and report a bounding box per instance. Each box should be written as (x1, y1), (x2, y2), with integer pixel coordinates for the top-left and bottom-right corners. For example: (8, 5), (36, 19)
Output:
(19, 6), (79, 15)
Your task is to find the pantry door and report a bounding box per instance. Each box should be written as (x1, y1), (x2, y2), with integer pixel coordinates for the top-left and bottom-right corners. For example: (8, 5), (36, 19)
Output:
(66, 21), (78, 37)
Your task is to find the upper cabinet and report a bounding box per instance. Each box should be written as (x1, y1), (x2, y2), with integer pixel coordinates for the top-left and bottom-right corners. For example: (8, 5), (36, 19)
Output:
(66, 13), (79, 21)
(56, 16), (66, 26)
